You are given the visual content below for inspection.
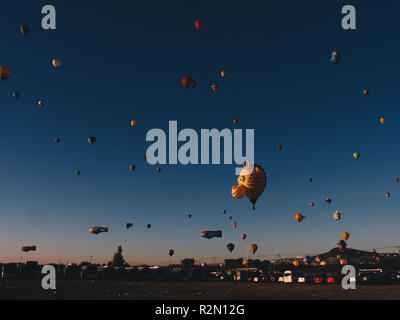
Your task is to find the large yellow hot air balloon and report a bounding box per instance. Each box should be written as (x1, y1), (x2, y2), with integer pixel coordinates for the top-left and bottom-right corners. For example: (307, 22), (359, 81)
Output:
(353, 152), (360, 160)
(342, 232), (350, 240)
(232, 161), (266, 210)
(0, 66), (11, 80)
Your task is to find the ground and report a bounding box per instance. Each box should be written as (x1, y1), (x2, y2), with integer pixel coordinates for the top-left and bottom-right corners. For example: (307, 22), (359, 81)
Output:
(1, 280), (400, 299)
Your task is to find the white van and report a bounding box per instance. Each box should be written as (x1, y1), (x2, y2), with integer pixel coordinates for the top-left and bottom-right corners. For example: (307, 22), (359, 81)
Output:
(283, 270), (305, 283)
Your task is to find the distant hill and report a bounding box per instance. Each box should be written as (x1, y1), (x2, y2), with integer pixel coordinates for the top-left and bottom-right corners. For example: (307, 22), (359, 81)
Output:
(316, 247), (375, 260)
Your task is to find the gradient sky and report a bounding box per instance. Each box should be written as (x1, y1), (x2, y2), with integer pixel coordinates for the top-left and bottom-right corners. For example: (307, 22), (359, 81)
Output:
(1, 0), (400, 265)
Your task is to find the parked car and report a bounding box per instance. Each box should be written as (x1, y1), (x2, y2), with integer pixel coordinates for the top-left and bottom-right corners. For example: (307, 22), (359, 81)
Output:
(19, 261), (39, 279)
(312, 273), (325, 284)
(326, 273), (339, 284)
(64, 263), (80, 279)
(114, 267), (129, 280)
(357, 269), (383, 283)
(81, 264), (98, 280)
(297, 272), (309, 284)
(1, 263), (18, 279)
(283, 270), (306, 283)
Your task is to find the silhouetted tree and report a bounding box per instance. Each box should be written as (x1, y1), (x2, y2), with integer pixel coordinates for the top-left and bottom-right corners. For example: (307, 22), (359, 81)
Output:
(112, 246), (125, 268)
(181, 258), (195, 273)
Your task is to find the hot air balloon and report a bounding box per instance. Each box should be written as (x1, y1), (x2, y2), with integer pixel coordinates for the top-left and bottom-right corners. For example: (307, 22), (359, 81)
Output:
(20, 25), (31, 35)
(395, 178), (399, 183)
(337, 240), (347, 251)
(232, 161), (266, 210)
(52, 59), (61, 68)
(326, 198), (332, 205)
(249, 244), (258, 255)
(168, 249), (175, 257)
(194, 21), (203, 30)
(293, 260), (299, 267)
(320, 260), (327, 266)
(38, 100), (45, 108)
(363, 89), (369, 96)
(182, 76), (195, 88)
(231, 185), (246, 199)
(0, 66), (11, 80)
(13, 92), (20, 100)
(126, 223), (133, 229)
(76, 170), (81, 176)
(146, 224), (151, 229)
(308, 178), (313, 183)
(315, 256), (321, 263)
(375, 256), (380, 263)
(211, 84), (218, 92)
(295, 213), (305, 222)
(54, 137), (60, 144)
(130, 164), (136, 172)
(156, 167), (161, 172)
(227, 243), (235, 253)
(380, 118), (386, 125)
(333, 210), (341, 221)
(188, 214), (192, 218)
(221, 209), (226, 214)
(353, 152), (360, 160)
(233, 221), (237, 229)
(386, 192), (391, 198)
(342, 232), (350, 240)
(309, 202), (314, 207)
(229, 216), (232, 220)
(221, 70), (226, 78)
(241, 234), (246, 240)
(131, 120), (136, 127)
(233, 118), (238, 125)
(303, 256), (311, 264)
(88, 136), (96, 145)
(277, 145), (282, 151)
(330, 49), (341, 64)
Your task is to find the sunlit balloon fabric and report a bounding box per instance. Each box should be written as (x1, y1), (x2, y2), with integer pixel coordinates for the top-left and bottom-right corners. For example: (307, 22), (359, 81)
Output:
(231, 161), (266, 210)
(0, 66), (11, 80)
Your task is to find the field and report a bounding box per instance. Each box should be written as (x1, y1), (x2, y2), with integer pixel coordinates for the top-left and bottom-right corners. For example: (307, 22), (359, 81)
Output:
(1, 280), (400, 300)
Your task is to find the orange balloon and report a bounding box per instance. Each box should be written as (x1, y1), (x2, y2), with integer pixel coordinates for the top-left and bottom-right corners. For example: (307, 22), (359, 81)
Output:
(131, 120), (136, 127)
(342, 232), (350, 240)
(52, 59), (61, 68)
(380, 118), (386, 125)
(295, 213), (305, 222)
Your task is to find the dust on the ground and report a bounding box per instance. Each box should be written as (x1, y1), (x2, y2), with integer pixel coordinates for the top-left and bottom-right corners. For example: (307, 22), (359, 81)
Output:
(1, 280), (400, 300)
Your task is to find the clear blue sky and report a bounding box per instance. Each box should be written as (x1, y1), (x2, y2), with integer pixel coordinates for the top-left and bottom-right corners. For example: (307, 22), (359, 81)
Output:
(1, 0), (400, 265)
